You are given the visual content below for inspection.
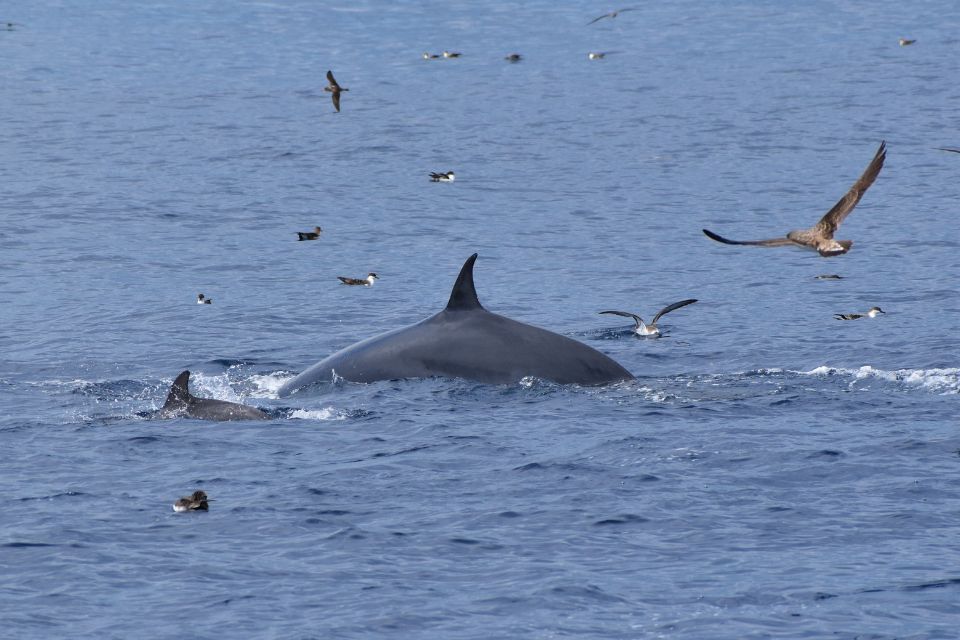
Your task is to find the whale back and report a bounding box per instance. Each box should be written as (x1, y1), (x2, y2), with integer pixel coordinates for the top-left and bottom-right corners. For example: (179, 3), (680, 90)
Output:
(278, 254), (634, 395)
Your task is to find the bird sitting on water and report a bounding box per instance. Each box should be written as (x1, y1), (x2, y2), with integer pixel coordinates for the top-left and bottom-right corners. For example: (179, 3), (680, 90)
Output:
(173, 490), (210, 512)
(338, 273), (379, 286)
(422, 52), (439, 59)
(702, 141), (887, 257)
(834, 307), (885, 321)
(430, 171), (455, 182)
(898, 38), (916, 46)
(324, 70), (348, 113)
(197, 293), (212, 304)
(505, 53), (523, 63)
(297, 226), (322, 241)
(599, 299), (698, 337)
(442, 51), (462, 58)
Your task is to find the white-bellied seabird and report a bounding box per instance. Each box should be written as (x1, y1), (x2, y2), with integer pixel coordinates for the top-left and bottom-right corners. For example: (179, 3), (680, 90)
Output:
(834, 306), (885, 320)
(430, 171), (455, 182)
(173, 490), (209, 512)
(703, 141), (887, 257)
(338, 273), (379, 286)
(599, 299), (698, 336)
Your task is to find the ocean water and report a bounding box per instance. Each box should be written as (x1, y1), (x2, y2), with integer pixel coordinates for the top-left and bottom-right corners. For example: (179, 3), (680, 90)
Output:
(2, 1), (959, 638)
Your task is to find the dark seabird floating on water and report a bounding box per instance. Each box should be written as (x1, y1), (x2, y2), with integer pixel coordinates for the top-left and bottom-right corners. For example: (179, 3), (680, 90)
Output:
(599, 299), (698, 337)
(324, 70), (348, 112)
(703, 141), (887, 257)
(338, 273), (379, 286)
(587, 7), (637, 25)
(815, 274), (843, 280)
(173, 490), (209, 513)
(835, 307), (885, 321)
(430, 171), (455, 182)
(297, 226), (322, 241)
(505, 53), (523, 63)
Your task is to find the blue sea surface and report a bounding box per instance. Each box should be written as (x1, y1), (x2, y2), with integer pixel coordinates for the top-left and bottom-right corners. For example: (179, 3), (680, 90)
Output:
(1, 1), (959, 638)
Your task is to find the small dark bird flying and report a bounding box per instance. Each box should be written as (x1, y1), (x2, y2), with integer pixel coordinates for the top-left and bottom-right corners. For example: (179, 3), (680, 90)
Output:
(324, 70), (348, 112)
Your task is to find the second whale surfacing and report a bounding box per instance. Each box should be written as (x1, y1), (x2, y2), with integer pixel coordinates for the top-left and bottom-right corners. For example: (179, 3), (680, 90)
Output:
(278, 254), (634, 395)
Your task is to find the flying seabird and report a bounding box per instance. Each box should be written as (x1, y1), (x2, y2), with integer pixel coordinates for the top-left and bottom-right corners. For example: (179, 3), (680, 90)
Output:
(834, 306), (885, 321)
(430, 171), (455, 182)
(587, 7), (637, 25)
(702, 141), (887, 257)
(297, 226), (322, 241)
(338, 273), (379, 286)
(324, 70), (348, 113)
(197, 293), (212, 304)
(173, 490), (210, 513)
(599, 299), (698, 337)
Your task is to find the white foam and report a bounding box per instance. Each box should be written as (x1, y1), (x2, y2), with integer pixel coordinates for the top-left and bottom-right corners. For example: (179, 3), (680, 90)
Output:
(187, 372), (246, 402)
(800, 365), (959, 394)
(289, 407), (348, 421)
(247, 372), (296, 399)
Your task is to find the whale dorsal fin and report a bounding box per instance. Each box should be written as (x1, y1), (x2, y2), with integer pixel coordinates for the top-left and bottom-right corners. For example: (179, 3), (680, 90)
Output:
(445, 253), (484, 311)
(163, 370), (193, 409)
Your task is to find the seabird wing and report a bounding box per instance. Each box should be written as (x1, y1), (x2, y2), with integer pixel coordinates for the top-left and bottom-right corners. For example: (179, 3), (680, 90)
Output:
(599, 310), (643, 330)
(587, 13), (611, 25)
(326, 70), (339, 89)
(936, 147), (960, 154)
(702, 228), (795, 247)
(813, 141), (886, 238)
(331, 91), (341, 112)
(650, 299), (698, 324)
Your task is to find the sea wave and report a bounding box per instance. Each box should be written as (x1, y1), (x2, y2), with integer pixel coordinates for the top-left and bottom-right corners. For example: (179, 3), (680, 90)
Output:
(800, 365), (959, 394)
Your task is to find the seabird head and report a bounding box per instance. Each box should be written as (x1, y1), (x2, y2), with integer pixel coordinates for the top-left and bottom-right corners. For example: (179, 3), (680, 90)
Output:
(867, 306), (885, 317)
(197, 293), (212, 304)
(368, 272), (379, 280)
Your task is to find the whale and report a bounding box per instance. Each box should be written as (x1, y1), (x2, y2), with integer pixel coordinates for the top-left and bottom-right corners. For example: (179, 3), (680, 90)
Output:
(278, 254), (634, 395)
(152, 371), (269, 421)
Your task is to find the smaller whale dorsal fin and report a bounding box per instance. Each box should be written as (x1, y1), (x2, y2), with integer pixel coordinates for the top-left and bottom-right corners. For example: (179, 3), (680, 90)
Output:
(163, 370), (193, 409)
(445, 253), (484, 311)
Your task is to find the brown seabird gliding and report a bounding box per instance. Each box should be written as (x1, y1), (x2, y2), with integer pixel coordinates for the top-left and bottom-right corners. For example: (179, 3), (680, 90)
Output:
(702, 141), (886, 257)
